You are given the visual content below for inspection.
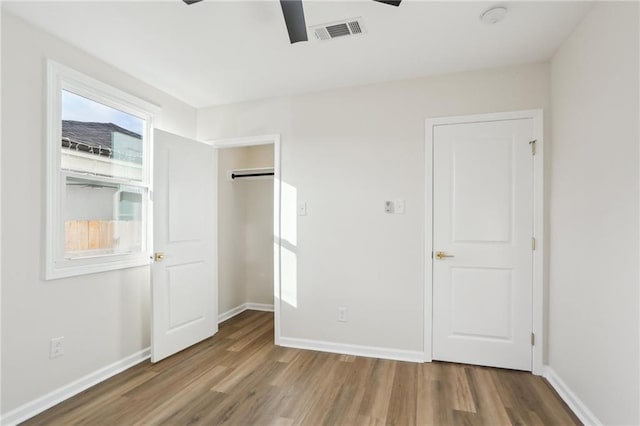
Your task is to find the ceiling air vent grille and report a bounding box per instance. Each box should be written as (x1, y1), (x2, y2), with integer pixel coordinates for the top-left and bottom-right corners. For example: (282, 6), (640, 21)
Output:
(348, 21), (362, 34)
(327, 23), (351, 38)
(311, 18), (366, 42)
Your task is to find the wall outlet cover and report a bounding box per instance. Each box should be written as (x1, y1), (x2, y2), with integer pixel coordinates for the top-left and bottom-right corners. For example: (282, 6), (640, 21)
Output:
(50, 337), (65, 359)
(337, 306), (348, 322)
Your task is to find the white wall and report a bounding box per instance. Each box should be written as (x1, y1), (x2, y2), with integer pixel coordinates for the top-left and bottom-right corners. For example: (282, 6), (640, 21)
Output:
(1, 11), (197, 414)
(1, 3), (4, 418)
(549, 2), (639, 424)
(218, 145), (274, 315)
(198, 62), (550, 353)
(218, 148), (248, 313)
(242, 145), (275, 305)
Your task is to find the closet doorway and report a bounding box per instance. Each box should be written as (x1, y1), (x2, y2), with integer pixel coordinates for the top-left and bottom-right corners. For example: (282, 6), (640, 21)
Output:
(213, 135), (281, 343)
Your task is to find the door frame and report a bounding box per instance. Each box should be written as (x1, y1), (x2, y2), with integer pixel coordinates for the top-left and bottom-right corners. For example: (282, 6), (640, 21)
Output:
(209, 134), (282, 345)
(424, 110), (544, 374)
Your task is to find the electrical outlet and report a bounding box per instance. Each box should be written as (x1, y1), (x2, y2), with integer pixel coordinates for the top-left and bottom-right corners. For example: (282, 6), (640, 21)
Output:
(337, 307), (348, 322)
(50, 337), (64, 359)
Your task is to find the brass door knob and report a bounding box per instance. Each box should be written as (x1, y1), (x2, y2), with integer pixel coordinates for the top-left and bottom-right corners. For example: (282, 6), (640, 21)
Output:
(154, 252), (165, 261)
(435, 251), (454, 260)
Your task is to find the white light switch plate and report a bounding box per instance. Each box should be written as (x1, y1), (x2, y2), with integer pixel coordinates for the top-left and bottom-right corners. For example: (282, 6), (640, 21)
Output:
(297, 201), (307, 216)
(394, 199), (405, 214)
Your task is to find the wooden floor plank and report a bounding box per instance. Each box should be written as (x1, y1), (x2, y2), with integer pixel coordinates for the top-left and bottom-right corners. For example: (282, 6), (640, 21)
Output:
(22, 311), (582, 426)
(293, 354), (354, 425)
(133, 365), (229, 424)
(530, 371), (584, 425)
(358, 358), (397, 422)
(22, 367), (158, 426)
(385, 361), (418, 425)
(449, 363), (477, 413)
(465, 367), (516, 425)
(416, 357), (436, 425)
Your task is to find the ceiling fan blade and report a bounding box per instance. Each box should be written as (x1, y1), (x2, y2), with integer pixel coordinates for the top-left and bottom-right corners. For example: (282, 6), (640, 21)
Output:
(280, 0), (308, 44)
(183, 0), (203, 4)
(372, 0), (402, 6)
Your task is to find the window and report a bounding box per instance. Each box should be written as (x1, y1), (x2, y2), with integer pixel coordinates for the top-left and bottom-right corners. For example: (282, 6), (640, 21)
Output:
(46, 60), (159, 279)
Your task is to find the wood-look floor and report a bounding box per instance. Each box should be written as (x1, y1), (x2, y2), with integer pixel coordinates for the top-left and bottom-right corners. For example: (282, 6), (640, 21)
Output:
(24, 311), (581, 426)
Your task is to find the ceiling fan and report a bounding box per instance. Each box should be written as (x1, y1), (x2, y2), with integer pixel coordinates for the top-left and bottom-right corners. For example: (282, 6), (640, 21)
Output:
(183, 0), (402, 44)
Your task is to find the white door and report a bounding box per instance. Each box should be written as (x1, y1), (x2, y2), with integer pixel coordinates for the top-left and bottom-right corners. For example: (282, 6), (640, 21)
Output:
(432, 118), (534, 371)
(151, 130), (217, 362)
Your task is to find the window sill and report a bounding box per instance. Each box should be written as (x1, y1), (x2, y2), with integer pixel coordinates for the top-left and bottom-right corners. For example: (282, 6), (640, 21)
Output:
(45, 254), (151, 280)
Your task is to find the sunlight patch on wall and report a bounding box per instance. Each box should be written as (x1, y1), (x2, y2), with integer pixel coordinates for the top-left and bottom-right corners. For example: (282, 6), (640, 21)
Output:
(281, 246), (298, 308)
(281, 181), (297, 247)
(279, 180), (298, 308)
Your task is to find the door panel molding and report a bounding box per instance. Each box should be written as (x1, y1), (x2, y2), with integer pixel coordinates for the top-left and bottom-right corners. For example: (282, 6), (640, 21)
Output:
(424, 110), (544, 374)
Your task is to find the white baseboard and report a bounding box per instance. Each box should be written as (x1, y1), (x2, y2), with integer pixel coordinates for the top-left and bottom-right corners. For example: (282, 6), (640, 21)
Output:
(279, 336), (425, 363)
(245, 302), (275, 312)
(543, 366), (602, 426)
(1, 348), (150, 426)
(218, 302), (275, 323)
(218, 304), (247, 323)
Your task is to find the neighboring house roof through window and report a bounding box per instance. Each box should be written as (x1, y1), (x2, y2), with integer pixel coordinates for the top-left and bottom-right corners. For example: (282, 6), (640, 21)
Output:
(61, 120), (142, 164)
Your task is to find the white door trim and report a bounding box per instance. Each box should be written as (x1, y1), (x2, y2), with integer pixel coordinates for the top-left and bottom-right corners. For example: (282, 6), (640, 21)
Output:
(424, 110), (544, 374)
(209, 134), (282, 345)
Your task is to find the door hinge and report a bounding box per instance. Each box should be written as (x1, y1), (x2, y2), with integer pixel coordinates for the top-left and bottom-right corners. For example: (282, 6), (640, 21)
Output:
(532, 237), (536, 250)
(529, 140), (537, 155)
(531, 332), (535, 346)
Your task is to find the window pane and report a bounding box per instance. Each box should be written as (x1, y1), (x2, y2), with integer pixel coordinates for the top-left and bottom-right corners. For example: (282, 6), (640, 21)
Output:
(61, 90), (145, 181)
(63, 176), (145, 258)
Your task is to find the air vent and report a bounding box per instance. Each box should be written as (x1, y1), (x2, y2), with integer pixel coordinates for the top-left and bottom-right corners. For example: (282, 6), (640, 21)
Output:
(348, 21), (362, 34)
(310, 18), (366, 42)
(327, 23), (351, 38)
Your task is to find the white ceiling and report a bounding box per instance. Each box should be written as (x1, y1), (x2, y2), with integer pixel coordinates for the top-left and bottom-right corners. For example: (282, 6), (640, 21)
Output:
(3, 1), (592, 108)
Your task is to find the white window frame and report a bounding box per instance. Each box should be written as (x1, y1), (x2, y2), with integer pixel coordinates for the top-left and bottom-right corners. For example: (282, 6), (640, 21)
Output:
(46, 60), (159, 280)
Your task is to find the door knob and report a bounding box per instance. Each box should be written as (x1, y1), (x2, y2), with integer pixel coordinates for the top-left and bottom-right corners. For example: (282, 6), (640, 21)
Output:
(154, 252), (165, 261)
(435, 251), (454, 260)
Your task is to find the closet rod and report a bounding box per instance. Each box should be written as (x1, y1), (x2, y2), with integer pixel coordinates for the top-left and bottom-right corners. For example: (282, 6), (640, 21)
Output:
(231, 172), (274, 179)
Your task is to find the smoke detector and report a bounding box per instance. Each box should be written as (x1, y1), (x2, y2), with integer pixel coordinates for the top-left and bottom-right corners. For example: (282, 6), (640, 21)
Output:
(480, 7), (507, 24)
(309, 18), (367, 41)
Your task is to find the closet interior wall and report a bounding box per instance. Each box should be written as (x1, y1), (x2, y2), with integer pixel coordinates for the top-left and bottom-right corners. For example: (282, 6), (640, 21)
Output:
(217, 144), (275, 316)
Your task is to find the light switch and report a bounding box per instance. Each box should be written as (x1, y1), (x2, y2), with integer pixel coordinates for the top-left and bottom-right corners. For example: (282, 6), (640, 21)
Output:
(395, 199), (405, 214)
(384, 201), (394, 214)
(298, 201), (307, 216)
